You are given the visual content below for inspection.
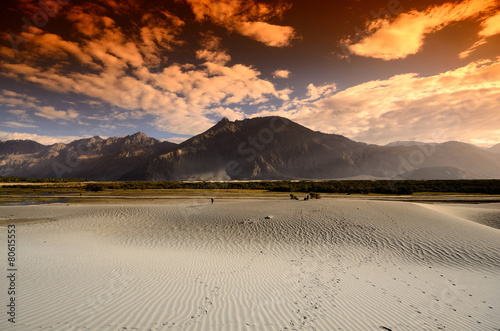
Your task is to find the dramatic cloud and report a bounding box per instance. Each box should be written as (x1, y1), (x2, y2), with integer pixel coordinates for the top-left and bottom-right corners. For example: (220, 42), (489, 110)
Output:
(0, 1), (291, 135)
(22, 32), (95, 66)
(43, 2), (185, 67)
(273, 69), (291, 79)
(460, 11), (500, 58)
(185, 0), (296, 47)
(2, 0), (498, 147)
(258, 59), (500, 146)
(1, 49), (284, 134)
(138, 11), (186, 66)
(344, 0), (498, 60)
(479, 10), (500, 37)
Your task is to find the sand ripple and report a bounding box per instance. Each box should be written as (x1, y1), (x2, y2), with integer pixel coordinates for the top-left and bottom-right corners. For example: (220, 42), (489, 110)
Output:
(1, 199), (499, 330)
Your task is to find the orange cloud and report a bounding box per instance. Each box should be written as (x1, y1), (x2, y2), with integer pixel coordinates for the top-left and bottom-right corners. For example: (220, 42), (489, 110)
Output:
(272, 69), (290, 79)
(0, 0), (293, 134)
(1, 53), (284, 135)
(235, 21), (295, 47)
(5, 3), (148, 72)
(65, 4), (110, 37)
(345, 0), (498, 60)
(28, 33), (95, 66)
(460, 10), (500, 58)
(479, 10), (500, 37)
(186, 0), (289, 23)
(0, 46), (15, 60)
(139, 11), (185, 66)
(1, 63), (41, 76)
(196, 33), (231, 65)
(15, 0), (69, 19)
(64, 3), (185, 67)
(185, 0), (296, 47)
(257, 59), (500, 145)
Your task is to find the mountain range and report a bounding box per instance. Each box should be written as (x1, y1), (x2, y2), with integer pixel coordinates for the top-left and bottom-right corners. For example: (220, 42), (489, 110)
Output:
(1, 116), (500, 180)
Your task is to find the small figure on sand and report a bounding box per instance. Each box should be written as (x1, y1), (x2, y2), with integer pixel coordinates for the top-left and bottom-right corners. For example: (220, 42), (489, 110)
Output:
(211, 198), (214, 204)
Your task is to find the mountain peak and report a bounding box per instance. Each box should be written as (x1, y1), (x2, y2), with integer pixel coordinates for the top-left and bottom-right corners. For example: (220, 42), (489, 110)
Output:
(124, 132), (154, 144)
(218, 117), (230, 125)
(131, 132), (148, 138)
(206, 117), (237, 133)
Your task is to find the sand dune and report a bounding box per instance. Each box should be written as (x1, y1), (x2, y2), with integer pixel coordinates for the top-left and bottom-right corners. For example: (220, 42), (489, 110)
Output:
(1, 199), (499, 330)
(418, 202), (500, 230)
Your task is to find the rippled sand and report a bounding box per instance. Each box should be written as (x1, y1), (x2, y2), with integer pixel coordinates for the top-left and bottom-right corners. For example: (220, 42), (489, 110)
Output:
(1, 198), (499, 330)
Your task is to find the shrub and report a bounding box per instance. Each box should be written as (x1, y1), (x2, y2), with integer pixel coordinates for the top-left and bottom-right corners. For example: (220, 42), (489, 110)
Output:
(309, 192), (321, 199)
(86, 183), (105, 192)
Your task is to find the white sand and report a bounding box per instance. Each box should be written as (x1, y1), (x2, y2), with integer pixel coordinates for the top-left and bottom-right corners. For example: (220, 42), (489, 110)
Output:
(1, 198), (499, 330)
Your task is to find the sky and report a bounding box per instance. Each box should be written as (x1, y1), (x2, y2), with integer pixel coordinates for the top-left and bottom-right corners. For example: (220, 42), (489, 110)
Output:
(0, 0), (499, 146)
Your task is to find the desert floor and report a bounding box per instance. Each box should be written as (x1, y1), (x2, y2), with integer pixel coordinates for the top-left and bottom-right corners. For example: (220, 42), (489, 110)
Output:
(1, 196), (499, 330)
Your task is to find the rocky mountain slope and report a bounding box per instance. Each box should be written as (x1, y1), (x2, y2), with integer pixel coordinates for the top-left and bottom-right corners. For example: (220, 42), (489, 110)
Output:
(0, 132), (177, 180)
(1, 117), (500, 180)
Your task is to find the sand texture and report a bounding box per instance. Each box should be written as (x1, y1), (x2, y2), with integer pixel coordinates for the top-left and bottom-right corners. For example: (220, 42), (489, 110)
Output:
(1, 198), (499, 330)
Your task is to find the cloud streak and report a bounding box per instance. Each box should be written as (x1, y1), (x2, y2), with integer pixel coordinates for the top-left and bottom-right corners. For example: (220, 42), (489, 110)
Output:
(1, 121), (38, 129)
(0, 89), (79, 122)
(460, 10), (500, 58)
(185, 0), (296, 47)
(344, 0), (498, 60)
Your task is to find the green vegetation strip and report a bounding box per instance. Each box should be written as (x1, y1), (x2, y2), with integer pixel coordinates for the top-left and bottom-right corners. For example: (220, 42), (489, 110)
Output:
(1, 178), (500, 195)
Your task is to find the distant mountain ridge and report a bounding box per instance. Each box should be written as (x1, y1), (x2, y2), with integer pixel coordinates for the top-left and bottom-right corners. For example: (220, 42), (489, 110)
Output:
(1, 117), (500, 180)
(0, 132), (177, 180)
(386, 141), (439, 147)
(490, 143), (500, 154)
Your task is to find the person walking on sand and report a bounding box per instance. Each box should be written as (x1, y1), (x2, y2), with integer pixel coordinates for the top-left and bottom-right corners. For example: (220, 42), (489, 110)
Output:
(211, 198), (214, 204)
